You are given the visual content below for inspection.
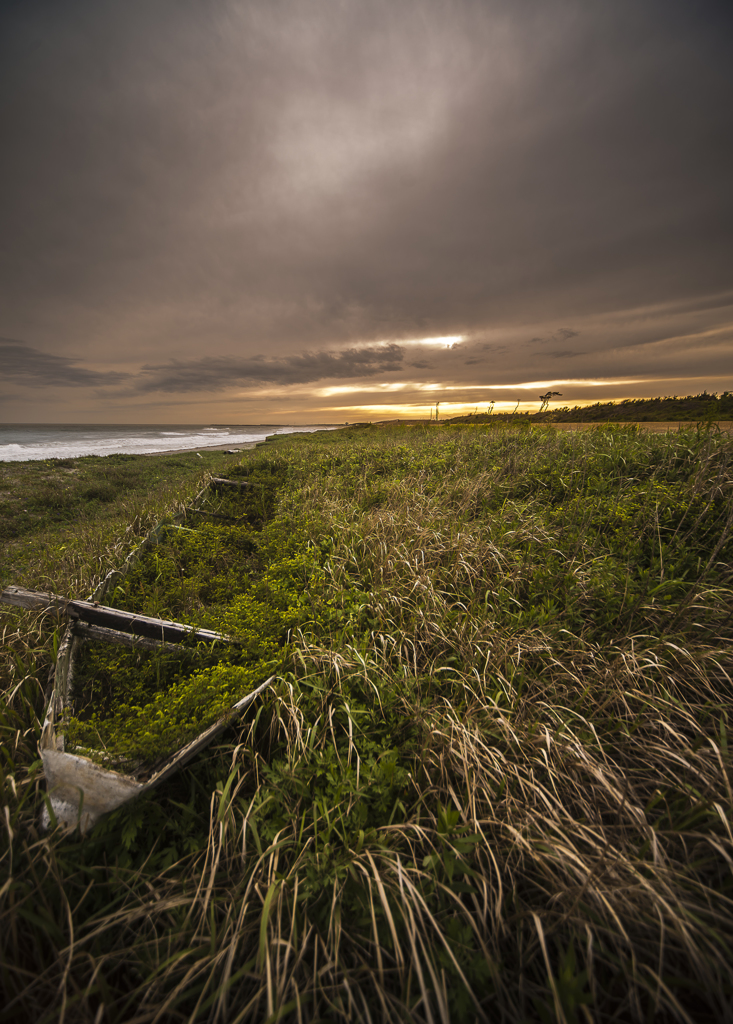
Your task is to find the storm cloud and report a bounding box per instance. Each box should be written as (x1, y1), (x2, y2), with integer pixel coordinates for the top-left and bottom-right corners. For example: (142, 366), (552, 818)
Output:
(135, 344), (404, 393)
(0, 0), (731, 421)
(0, 339), (130, 388)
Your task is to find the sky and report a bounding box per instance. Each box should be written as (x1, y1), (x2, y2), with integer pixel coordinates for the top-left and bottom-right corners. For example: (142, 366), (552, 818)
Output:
(1, 0), (731, 424)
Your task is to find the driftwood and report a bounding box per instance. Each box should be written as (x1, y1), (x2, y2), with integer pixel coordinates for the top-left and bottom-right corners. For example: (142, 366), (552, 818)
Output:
(210, 477), (251, 491)
(1, 586), (230, 645)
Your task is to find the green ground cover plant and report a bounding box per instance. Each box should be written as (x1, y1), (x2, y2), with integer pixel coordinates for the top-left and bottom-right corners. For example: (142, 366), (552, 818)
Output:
(63, 460), (329, 766)
(1, 423), (732, 1023)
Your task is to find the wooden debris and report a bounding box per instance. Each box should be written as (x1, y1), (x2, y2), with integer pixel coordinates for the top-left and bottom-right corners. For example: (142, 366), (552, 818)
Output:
(1, 586), (230, 645)
(71, 621), (185, 652)
(183, 507), (246, 522)
(210, 476), (251, 491)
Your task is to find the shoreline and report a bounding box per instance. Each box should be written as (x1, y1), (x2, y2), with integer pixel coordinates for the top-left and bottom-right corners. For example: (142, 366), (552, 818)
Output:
(142, 439), (263, 456)
(147, 425), (349, 456)
(0, 423), (346, 465)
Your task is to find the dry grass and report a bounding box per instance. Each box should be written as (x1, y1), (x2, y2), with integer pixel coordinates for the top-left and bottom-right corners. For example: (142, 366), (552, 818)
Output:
(1, 424), (732, 1022)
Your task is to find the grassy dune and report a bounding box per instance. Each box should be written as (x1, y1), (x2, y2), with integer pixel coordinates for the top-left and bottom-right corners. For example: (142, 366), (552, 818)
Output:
(1, 423), (732, 1023)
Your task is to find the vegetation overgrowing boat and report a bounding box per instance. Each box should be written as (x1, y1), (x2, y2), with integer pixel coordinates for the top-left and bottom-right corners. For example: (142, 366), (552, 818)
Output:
(2, 420), (733, 1022)
(1, 474), (285, 829)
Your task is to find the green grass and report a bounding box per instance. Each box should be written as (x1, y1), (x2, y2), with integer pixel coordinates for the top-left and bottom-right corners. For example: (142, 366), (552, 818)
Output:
(2, 423), (732, 1023)
(0, 449), (241, 591)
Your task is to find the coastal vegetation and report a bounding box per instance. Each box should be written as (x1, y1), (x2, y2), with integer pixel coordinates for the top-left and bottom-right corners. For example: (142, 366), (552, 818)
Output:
(450, 390), (733, 424)
(63, 459), (319, 768)
(0, 448), (235, 592)
(2, 421), (733, 1022)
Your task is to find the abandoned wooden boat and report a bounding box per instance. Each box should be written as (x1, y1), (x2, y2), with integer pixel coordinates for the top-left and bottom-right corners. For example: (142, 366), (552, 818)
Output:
(1, 474), (274, 832)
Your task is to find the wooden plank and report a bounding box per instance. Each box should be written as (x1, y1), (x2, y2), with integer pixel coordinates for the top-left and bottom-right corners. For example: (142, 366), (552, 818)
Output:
(183, 507), (246, 522)
(71, 621), (185, 652)
(210, 476), (251, 490)
(0, 586), (230, 645)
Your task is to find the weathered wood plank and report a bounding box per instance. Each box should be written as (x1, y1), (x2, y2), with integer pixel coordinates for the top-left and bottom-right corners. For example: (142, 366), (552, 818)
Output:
(71, 621), (186, 652)
(183, 507), (245, 522)
(210, 476), (251, 490)
(1, 586), (230, 644)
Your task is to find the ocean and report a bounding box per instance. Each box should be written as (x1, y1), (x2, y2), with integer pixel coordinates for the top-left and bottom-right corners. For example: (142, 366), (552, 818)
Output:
(0, 424), (338, 462)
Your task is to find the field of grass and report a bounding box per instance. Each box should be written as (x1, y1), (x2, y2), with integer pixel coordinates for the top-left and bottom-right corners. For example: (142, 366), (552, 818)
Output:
(0, 448), (238, 592)
(2, 423), (732, 1023)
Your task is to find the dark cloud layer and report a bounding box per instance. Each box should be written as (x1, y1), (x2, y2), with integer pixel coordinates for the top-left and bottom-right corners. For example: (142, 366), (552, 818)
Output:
(0, 339), (129, 387)
(136, 344), (404, 393)
(0, 0), (731, 420)
(1, 337), (404, 394)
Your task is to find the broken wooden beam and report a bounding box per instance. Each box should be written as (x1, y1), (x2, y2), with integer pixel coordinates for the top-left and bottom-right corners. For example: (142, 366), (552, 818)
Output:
(1, 586), (230, 645)
(71, 621), (186, 652)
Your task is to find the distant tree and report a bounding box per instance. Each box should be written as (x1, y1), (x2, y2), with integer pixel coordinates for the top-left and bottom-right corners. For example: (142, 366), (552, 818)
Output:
(539, 391), (563, 413)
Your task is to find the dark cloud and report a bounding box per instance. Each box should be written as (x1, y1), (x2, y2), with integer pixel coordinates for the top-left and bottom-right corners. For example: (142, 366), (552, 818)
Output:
(478, 343), (509, 353)
(528, 329), (581, 347)
(0, 339), (130, 387)
(135, 344), (404, 394)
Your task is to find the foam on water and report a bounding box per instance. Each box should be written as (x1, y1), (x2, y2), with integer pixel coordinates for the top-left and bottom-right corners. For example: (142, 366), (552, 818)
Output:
(0, 424), (337, 462)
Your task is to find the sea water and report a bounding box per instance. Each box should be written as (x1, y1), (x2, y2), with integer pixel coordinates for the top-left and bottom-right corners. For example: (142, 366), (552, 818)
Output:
(0, 424), (337, 462)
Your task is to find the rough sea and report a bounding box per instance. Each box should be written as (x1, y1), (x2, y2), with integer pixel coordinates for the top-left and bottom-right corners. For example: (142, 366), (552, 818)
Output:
(0, 424), (338, 462)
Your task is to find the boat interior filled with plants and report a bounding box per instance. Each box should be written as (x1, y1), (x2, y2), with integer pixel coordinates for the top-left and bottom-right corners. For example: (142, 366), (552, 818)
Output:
(59, 459), (316, 776)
